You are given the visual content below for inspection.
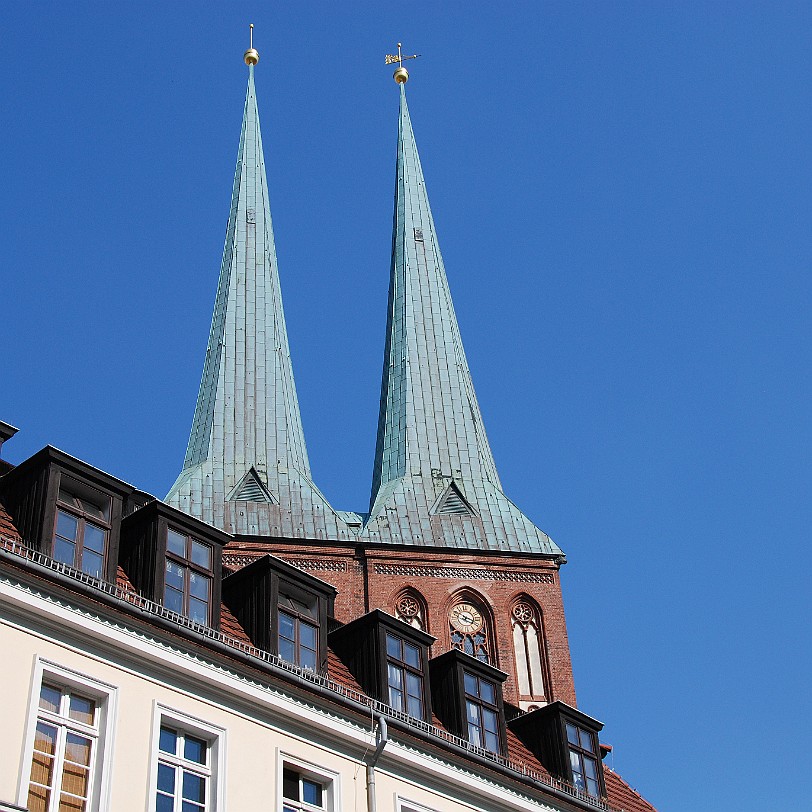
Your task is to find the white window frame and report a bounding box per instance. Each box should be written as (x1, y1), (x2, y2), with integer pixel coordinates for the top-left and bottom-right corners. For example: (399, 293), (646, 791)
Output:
(149, 704), (226, 812)
(277, 753), (339, 812)
(396, 799), (441, 812)
(17, 658), (118, 812)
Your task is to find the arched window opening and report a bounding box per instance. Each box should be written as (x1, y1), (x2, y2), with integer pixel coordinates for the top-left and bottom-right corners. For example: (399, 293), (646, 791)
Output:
(448, 598), (493, 664)
(394, 589), (427, 631)
(511, 600), (546, 700)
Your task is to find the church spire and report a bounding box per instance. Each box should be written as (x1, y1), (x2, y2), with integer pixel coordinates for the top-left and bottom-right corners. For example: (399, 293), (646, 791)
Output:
(167, 37), (350, 540)
(364, 72), (563, 557)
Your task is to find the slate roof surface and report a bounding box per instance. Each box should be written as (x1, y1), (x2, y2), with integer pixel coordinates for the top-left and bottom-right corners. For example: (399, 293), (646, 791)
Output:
(165, 65), (350, 542)
(362, 86), (563, 557)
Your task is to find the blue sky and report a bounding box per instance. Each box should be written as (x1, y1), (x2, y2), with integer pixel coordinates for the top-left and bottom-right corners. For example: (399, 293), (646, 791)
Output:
(2, 4), (810, 810)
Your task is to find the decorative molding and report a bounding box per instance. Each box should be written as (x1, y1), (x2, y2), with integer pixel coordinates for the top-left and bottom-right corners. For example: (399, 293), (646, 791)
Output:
(224, 554), (348, 573)
(373, 564), (554, 584)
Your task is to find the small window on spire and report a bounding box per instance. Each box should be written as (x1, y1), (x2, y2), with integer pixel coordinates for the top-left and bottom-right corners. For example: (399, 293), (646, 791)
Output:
(434, 483), (475, 517)
(413, 228), (424, 242)
(227, 469), (276, 503)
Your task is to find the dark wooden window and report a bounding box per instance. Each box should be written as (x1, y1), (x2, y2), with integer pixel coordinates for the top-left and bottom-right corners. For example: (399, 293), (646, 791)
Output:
(385, 632), (425, 720)
(464, 671), (500, 753)
(52, 482), (111, 579)
(566, 722), (600, 797)
(278, 594), (318, 670)
(164, 528), (213, 625)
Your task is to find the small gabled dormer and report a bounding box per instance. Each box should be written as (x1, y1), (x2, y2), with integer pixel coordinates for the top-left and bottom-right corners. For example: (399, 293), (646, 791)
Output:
(221, 555), (335, 673)
(429, 649), (508, 755)
(119, 501), (229, 630)
(508, 701), (606, 800)
(329, 609), (435, 722)
(0, 446), (143, 582)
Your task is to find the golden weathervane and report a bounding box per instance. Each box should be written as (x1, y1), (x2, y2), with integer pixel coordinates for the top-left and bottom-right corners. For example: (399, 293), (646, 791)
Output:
(385, 42), (420, 84)
(244, 23), (260, 66)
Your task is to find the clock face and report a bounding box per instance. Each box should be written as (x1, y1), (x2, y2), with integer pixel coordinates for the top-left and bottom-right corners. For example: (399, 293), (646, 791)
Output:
(449, 602), (484, 634)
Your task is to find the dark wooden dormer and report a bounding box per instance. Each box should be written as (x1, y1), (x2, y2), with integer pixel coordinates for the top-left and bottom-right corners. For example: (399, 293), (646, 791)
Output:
(0, 446), (147, 582)
(222, 555), (335, 673)
(119, 500), (229, 631)
(429, 648), (508, 756)
(329, 609), (435, 722)
(508, 701), (606, 800)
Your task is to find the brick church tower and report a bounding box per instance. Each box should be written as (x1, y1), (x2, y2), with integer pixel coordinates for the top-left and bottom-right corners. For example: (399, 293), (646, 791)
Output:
(166, 54), (576, 716)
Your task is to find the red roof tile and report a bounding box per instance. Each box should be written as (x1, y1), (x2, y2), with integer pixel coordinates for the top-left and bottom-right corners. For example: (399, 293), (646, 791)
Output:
(219, 604), (253, 645)
(0, 500), (21, 543)
(603, 766), (657, 812)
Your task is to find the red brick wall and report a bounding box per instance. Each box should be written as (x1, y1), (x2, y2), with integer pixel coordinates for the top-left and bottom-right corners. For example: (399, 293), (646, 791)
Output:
(224, 539), (576, 707)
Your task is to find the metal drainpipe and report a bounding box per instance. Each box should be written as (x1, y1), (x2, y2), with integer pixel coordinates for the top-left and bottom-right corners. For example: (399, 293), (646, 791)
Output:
(365, 716), (388, 812)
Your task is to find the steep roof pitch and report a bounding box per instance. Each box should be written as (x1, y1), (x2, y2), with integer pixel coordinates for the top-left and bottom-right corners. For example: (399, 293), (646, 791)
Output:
(362, 86), (563, 556)
(165, 64), (351, 542)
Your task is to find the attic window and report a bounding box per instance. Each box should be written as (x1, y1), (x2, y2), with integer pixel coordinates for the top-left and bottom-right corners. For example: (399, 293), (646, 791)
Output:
(53, 478), (112, 579)
(227, 469), (275, 503)
(566, 722), (601, 798)
(435, 483), (475, 517)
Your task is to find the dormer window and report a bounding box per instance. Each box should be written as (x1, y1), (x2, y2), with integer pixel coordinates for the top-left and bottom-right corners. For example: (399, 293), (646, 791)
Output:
(385, 632), (425, 720)
(279, 594), (318, 670)
(463, 671), (501, 752)
(329, 610), (434, 721)
(566, 722), (601, 798)
(53, 479), (112, 579)
(165, 529), (213, 625)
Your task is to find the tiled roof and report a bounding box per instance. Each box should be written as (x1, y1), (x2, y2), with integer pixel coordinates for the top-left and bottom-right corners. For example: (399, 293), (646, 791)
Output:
(165, 64), (350, 542)
(362, 86), (563, 557)
(0, 499), (21, 543)
(603, 766), (657, 812)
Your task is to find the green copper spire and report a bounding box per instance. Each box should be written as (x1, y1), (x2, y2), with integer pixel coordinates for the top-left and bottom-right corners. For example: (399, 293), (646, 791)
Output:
(363, 85), (563, 557)
(167, 61), (350, 541)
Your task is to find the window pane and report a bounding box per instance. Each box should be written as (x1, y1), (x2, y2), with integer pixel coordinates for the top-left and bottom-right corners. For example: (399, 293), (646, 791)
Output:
(405, 672), (422, 701)
(159, 727), (178, 755)
(466, 700), (480, 725)
(34, 722), (58, 757)
(60, 760), (89, 798)
(27, 783), (51, 812)
(389, 686), (403, 710)
(386, 633), (401, 659)
(190, 539), (212, 569)
(54, 538), (76, 567)
(81, 549), (104, 579)
(83, 523), (105, 554)
(482, 708), (498, 734)
(279, 637), (296, 664)
(39, 684), (62, 713)
(406, 692), (423, 720)
(484, 730), (499, 753)
(566, 723), (579, 746)
(282, 769), (299, 801)
(586, 778), (599, 797)
(64, 733), (92, 766)
(184, 736), (207, 765)
(182, 771), (205, 803)
(388, 663), (403, 691)
(167, 529), (186, 557)
(403, 641), (420, 668)
(189, 597), (209, 625)
(570, 750), (582, 774)
(299, 646), (317, 671)
(156, 793), (174, 812)
(158, 763), (175, 793)
(579, 728), (594, 753)
(584, 756), (597, 778)
(463, 672), (478, 696)
(299, 621), (317, 650)
(56, 511), (79, 541)
(165, 560), (184, 589)
(164, 585), (184, 615)
(279, 611), (295, 639)
(302, 778), (322, 806)
(467, 723), (480, 746)
(479, 679), (495, 705)
(182, 801), (205, 812)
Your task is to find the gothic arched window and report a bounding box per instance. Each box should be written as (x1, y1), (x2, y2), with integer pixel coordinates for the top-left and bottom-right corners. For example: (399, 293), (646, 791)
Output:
(394, 589), (427, 631)
(448, 597), (493, 664)
(511, 598), (547, 700)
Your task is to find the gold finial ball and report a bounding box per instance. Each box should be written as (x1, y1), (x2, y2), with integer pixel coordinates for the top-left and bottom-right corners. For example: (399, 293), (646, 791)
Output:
(393, 66), (409, 84)
(244, 48), (260, 66)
